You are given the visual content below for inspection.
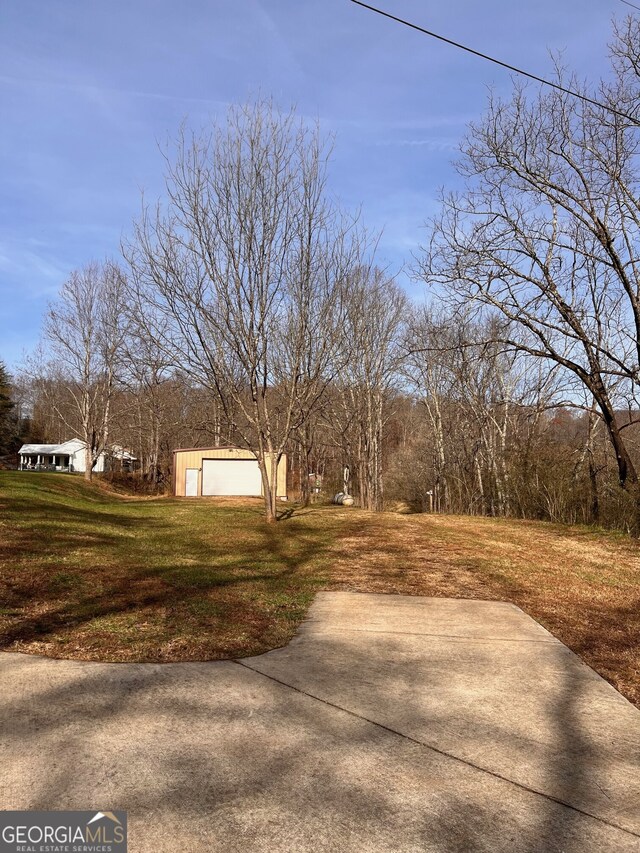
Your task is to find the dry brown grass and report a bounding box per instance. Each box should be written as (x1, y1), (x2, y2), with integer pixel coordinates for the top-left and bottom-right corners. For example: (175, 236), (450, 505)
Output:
(325, 510), (640, 706)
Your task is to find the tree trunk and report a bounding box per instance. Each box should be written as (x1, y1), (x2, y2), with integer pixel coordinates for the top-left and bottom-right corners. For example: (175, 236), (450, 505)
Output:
(83, 443), (93, 481)
(475, 454), (485, 514)
(257, 451), (277, 523)
(299, 424), (313, 507)
(270, 453), (280, 521)
(590, 380), (638, 489)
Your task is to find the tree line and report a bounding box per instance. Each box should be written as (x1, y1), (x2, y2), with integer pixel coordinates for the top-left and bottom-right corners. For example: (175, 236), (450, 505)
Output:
(6, 17), (640, 528)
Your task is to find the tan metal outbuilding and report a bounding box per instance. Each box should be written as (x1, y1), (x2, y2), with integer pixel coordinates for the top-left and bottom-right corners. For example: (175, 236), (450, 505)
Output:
(173, 447), (287, 499)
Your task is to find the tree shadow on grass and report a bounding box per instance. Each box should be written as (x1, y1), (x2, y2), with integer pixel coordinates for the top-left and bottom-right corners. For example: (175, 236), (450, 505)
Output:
(0, 508), (337, 660)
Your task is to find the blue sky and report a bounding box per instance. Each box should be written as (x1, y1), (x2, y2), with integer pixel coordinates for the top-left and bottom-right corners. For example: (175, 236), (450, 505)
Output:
(0, 0), (622, 368)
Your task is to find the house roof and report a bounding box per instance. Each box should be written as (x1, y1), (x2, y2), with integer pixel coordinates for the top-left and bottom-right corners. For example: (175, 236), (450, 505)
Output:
(55, 439), (85, 453)
(19, 440), (136, 460)
(19, 444), (62, 455)
(110, 444), (137, 461)
(19, 439), (86, 455)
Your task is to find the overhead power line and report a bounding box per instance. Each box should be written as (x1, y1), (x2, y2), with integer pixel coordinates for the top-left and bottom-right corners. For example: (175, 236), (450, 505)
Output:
(620, 0), (640, 12)
(349, 0), (639, 124)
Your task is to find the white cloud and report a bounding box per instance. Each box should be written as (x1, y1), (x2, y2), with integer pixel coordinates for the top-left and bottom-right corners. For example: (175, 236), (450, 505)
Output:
(0, 240), (68, 296)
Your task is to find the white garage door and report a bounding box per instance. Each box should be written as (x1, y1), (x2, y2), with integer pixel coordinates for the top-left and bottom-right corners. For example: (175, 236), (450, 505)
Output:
(201, 459), (262, 496)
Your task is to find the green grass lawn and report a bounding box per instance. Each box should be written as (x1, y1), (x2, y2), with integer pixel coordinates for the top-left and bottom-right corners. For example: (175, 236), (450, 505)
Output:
(0, 472), (340, 660)
(1, 471), (639, 706)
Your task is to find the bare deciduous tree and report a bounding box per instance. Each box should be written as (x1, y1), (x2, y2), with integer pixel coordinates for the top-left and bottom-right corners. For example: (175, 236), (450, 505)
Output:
(420, 21), (640, 512)
(332, 268), (406, 511)
(41, 261), (128, 479)
(125, 100), (365, 521)
(405, 309), (560, 515)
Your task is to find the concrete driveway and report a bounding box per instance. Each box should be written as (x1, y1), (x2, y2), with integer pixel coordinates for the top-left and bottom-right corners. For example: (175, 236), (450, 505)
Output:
(1, 592), (639, 852)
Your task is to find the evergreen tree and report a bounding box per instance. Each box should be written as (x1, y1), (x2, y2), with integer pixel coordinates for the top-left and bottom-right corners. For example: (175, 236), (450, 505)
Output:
(0, 362), (16, 456)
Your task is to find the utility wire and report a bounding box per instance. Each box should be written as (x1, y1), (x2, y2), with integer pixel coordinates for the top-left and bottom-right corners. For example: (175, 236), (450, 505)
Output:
(349, 0), (639, 124)
(620, 0), (640, 12)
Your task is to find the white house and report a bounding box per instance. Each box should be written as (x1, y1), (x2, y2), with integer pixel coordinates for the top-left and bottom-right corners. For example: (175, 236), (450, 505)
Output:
(18, 440), (135, 474)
